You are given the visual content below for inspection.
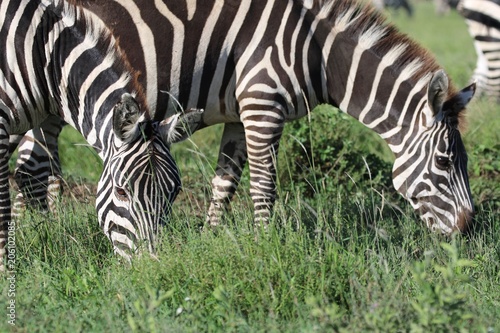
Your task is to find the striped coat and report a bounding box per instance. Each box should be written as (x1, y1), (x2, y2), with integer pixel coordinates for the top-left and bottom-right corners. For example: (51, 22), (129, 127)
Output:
(14, 0), (476, 235)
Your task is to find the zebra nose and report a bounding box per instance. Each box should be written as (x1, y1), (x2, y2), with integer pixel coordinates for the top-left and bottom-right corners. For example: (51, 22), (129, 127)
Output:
(456, 209), (475, 233)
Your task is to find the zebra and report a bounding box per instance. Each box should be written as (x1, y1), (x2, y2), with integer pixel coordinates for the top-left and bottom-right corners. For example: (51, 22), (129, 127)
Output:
(0, 0), (201, 270)
(14, 0), (476, 236)
(10, 120), (64, 216)
(459, 0), (500, 98)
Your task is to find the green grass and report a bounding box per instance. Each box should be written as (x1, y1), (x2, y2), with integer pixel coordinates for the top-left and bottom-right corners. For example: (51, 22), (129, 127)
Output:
(2, 190), (499, 332)
(58, 126), (103, 183)
(389, 2), (477, 87)
(2, 2), (500, 332)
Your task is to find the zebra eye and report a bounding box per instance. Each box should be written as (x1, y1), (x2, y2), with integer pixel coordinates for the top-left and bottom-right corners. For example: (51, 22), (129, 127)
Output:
(435, 155), (451, 170)
(115, 187), (129, 201)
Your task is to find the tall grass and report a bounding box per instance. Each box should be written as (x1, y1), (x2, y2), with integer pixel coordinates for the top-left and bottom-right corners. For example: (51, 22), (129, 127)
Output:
(2, 2), (499, 332)
(2, 179), (498, 331)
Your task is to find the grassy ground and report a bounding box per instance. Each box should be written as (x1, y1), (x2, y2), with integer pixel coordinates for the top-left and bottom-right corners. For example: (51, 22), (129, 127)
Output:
(2, 2), (499, 332)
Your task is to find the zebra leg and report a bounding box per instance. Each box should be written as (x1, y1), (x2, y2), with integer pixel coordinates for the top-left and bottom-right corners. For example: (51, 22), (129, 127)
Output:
(13, 116), (64, 217)
(9, 134), (25, 216)
(207, 122), (248, 227)
(471, 40), (489, 96)
(242, 111), (285, 226)
(9, 134), (23, 154)
(0, 121), (11, 271)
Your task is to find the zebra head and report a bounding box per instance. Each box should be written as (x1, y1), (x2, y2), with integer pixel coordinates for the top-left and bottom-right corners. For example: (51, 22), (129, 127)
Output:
(96, 94), (203, 259)
(392, 70), (476, 234)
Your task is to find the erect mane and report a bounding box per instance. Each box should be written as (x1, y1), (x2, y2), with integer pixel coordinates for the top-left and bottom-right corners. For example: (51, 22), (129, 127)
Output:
(41, 0), (149, 117)
(300, 0), (466, 129)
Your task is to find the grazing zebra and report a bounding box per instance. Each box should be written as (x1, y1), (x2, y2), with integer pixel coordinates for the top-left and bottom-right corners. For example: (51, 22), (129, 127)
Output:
(459, 0), (500, 98)
(0, 0), (201, 269)
(14, 0), (476, 235)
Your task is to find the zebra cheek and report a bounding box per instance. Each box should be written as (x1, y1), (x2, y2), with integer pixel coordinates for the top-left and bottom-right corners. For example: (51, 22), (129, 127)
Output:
(96, 178), (116, 229)
(391, 159), (411, 198)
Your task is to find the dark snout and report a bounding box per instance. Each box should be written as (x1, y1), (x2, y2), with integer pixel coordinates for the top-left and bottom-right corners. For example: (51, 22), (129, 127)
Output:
(455, 208), (475, 234)
(416, 202), (475, 235)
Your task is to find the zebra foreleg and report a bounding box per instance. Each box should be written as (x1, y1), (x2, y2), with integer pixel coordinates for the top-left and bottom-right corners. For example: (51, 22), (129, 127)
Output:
(242, 112), (284, 227)
(13, 116), (64, 217)
(207, 123), (248, 227)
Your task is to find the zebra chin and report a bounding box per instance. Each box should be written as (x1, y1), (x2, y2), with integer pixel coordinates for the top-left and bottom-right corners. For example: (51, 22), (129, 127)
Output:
(103, 212), (158, 261)
(417, 205), (474, 235)
(108, 228), (157, 261)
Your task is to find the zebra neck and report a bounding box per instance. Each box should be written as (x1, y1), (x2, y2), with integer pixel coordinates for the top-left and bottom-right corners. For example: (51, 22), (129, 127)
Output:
(325, 66), (431, 154)
(331, 79), (428, 157)
(40, 2), (145, 156)
(309, 4), (437, 153)
(319, 36), (432, 150)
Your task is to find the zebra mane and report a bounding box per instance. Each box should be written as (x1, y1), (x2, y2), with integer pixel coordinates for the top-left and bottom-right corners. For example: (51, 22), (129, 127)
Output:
(41, 0), (149, 117)
(301, 0), (466, 129)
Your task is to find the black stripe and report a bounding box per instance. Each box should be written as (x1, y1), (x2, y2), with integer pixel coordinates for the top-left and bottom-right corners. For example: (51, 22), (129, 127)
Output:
(462, 9), (500, 31)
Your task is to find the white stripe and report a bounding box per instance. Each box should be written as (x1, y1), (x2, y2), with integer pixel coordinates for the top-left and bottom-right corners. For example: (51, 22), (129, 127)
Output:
(382, 77), (430, 152)
(302, 4), (327, 107)
(111, 1), (158, 112)
(110, 231), (135, 250)
(321, 7), (360, 101)
(6, 0), (33, 113)
(364, 59), (423, 129)
(339, 25), (386, 111)
(187, 0), (196, 21)
(59, 38), (98, 126)
(86, 74), (131, 149)
(358, 44), (407, 123)
(0, 0), (11, 25)
(235, 0), (276, 90)
(22, 8), (41, 108)
(462, 0), (500, 20)
(203, 3), (251, 120)
(276, 0), (308, 114)
(187, 1), (224, 107)
(238, 96), (286, 112)
(240, 110), (284, 121)
(154, 0), (184, 113)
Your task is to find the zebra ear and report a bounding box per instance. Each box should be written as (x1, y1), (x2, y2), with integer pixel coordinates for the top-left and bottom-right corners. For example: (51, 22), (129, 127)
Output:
(441, 82), (476, 117)
(438, 82), (476, 128)
(159, 108), (204, 143)
(427, 70), (449, 116)
(113, 94), (142, 143)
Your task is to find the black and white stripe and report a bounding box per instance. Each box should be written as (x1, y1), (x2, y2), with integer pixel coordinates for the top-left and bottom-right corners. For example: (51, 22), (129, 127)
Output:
(0, 0), (201, 269)
(10, 117), (64, 216)
(15, 0), (476, 236)
(459, 0), (500, 98)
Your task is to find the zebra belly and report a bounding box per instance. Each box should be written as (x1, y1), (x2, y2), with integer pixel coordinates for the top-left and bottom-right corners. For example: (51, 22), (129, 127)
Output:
(203, 112), (241, 126)
(0, 101), (52, 135)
